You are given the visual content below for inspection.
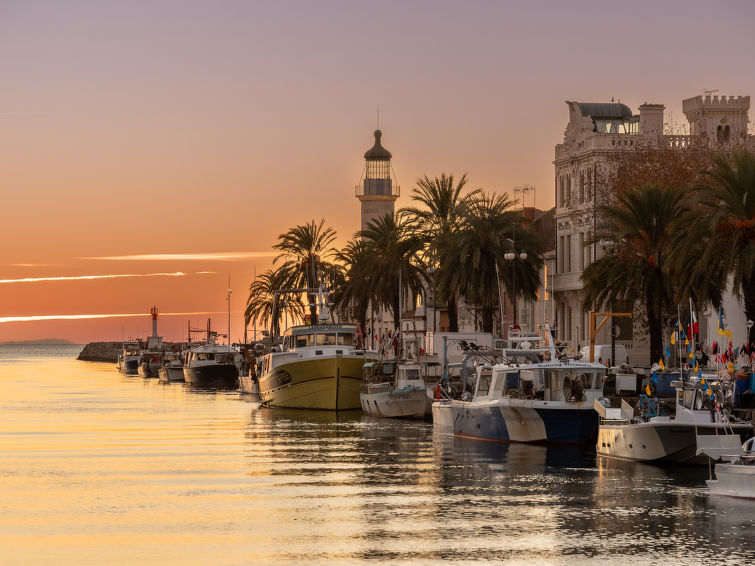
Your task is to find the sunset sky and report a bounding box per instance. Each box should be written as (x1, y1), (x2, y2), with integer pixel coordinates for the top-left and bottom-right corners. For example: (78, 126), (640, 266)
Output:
(2, 0), (754, 343)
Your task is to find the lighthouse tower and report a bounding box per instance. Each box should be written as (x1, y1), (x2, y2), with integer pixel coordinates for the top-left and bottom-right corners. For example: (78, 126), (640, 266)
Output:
(356, 130), (399, 233)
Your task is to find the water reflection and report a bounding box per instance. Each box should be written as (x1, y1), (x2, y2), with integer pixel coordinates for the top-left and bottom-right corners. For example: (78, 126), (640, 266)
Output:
(1, 350), (754, 565)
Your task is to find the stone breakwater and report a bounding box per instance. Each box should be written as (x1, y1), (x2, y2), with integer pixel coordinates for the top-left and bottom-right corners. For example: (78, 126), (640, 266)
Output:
(77, 342), (122, 363)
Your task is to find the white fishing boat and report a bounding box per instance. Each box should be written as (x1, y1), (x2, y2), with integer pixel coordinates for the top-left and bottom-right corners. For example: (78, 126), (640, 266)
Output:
(595, 376), (753, 464)
(157, 351), (185, 382)
(697, 436), (755, 499)
(183, 335), (241, 389)
(360, 360), (437, 418)
(257, 284), (376, 410)
(118, 341), (141, 374)
(433, 331), (608, 445)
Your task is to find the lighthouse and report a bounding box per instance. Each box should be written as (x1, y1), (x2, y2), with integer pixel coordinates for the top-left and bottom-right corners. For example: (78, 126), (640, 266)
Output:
(356, 130), (399, 233)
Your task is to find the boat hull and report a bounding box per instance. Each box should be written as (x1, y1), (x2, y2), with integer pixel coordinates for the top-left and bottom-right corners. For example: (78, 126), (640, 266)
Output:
(184, 364), (239, 389)
(597, 422), (753, 464)
(138, 362), (160, 378)
(361, 385), (430, 418)
(259, 355), (365, 410)
(444, 400), (599, 445)
(122, 358), (140, 375)
(158, 366), (185, 382)
(708, 462), (755, 498)
(432, 400), (455, 431)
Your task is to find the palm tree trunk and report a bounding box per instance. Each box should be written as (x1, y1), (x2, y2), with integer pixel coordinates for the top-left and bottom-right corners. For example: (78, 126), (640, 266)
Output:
(447, 295), (459, 332)
(744, 273), (755, 346)
(646, 292), (663, 364)
(481, 305), (494, 333)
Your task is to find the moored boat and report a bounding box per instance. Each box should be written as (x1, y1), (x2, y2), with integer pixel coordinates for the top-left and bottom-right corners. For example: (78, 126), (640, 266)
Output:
(257, 284), (376, 410)
(360, 360), (437, 418)
(697, 436), (755, 498)
(183, 336), (241, 389)
(158, 351), (185, 382)
(433, 334), (608, 445)
(119, 341), (141, 374)
(595, 375), (753, 464)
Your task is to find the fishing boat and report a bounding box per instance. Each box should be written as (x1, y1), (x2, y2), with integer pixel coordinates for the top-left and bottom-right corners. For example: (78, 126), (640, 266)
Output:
(697, 436), (755, 499)
(157, 351), (185, 382)
(433, 332), (608, 445)
(118, 341), (141, 374)
(257, 284), (375, 410)
(137, 351), (162, 378)
(594, 375), (753, 464)
(183, 334), (241, 389)
(360, 360), (437, 418)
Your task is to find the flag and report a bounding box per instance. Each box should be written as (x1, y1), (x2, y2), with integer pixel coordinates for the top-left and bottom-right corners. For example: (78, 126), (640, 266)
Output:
(659, 359), (665, 370)
(645, 384), (652, 396)
(665, 346), (671, 358)
(689, 308), (699, 336)
(671, 331), (676, 345)
(718, 306), (733, 338)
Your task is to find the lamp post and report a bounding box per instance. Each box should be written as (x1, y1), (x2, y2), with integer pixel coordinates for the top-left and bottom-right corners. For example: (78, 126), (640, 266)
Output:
(504, 248), (528, 326)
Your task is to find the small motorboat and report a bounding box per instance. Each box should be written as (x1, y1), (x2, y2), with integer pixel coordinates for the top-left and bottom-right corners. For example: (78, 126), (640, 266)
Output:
(697, 436), (755, 499)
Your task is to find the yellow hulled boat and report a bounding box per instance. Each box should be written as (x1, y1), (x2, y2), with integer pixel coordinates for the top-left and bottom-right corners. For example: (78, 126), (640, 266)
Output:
(258, 323), (375, 410)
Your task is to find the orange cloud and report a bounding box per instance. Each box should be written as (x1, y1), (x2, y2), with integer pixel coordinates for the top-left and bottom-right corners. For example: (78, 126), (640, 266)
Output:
(0, 272), (186, 284)
(0, 311), (237, 324)
(85, 252), (276, 261)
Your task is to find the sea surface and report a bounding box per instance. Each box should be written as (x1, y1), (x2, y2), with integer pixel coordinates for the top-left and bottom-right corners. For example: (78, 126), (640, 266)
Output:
(1, 344), (753, 565)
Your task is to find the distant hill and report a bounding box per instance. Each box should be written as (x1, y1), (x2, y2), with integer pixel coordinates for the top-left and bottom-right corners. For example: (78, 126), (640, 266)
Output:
(0, 338), (77, 345)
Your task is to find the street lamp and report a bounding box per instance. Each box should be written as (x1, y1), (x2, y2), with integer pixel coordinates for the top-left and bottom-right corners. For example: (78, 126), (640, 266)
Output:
(505, 248), (528, 326)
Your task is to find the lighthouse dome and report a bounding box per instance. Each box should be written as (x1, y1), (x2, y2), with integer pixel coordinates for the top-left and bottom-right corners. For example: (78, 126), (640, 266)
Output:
(363, 130), (392, 160)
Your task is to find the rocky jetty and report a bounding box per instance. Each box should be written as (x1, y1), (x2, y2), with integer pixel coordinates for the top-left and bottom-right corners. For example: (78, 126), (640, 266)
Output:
(77, 342), (122, 363)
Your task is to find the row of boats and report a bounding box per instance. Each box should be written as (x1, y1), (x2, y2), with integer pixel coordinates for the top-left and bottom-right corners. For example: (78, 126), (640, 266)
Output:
(117, 287), (755, 499)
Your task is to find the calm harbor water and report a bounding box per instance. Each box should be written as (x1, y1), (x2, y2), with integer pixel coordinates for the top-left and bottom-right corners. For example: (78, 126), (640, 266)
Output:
(1, 345), (753, 565)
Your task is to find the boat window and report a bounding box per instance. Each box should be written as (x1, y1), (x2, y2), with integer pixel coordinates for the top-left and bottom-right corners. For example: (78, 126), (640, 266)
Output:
(492, 370), (508, 396)
(505, 372), (519, 390)
(337, 333), (354, 346)
(476, 370), (492, 396)
(405, 368), (421, 381)
(295, 334), (314, 348)
(316, 333), (337, 346)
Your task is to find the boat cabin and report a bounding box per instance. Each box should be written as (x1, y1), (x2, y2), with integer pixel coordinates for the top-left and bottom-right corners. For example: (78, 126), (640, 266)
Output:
(281, 324), (358, 351)
(471, 361), (607, 403)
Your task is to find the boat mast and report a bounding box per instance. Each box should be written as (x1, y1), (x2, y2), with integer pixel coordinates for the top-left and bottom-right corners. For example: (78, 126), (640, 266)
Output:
(227, 273), (231, 346)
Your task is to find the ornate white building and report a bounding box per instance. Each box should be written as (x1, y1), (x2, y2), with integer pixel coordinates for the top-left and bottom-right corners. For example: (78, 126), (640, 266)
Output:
(553, 94), (753, 364)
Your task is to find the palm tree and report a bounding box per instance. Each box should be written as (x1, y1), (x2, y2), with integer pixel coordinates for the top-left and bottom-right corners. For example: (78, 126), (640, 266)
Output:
(685, 150), (755, 345)
(401, 173), (480, 332)
(361, 213), (427, 330)
(331, 238), (372, 335)
(582, 183), (689, 364)
(439, 191), (542, 333)
(273, 219), (338, 324)
(244, 268), (304, 338)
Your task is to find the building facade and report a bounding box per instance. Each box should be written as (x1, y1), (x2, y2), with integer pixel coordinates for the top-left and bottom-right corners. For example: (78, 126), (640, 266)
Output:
(553, 94), (753, 363)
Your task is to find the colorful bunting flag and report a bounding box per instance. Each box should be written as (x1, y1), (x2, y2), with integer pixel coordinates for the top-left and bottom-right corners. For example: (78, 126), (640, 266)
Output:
(718, 306), (733, 338)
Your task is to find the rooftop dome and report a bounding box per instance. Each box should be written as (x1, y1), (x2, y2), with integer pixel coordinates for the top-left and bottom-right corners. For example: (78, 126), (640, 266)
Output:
(364, 130), (392, 160)
(575, 102), (633, 120)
